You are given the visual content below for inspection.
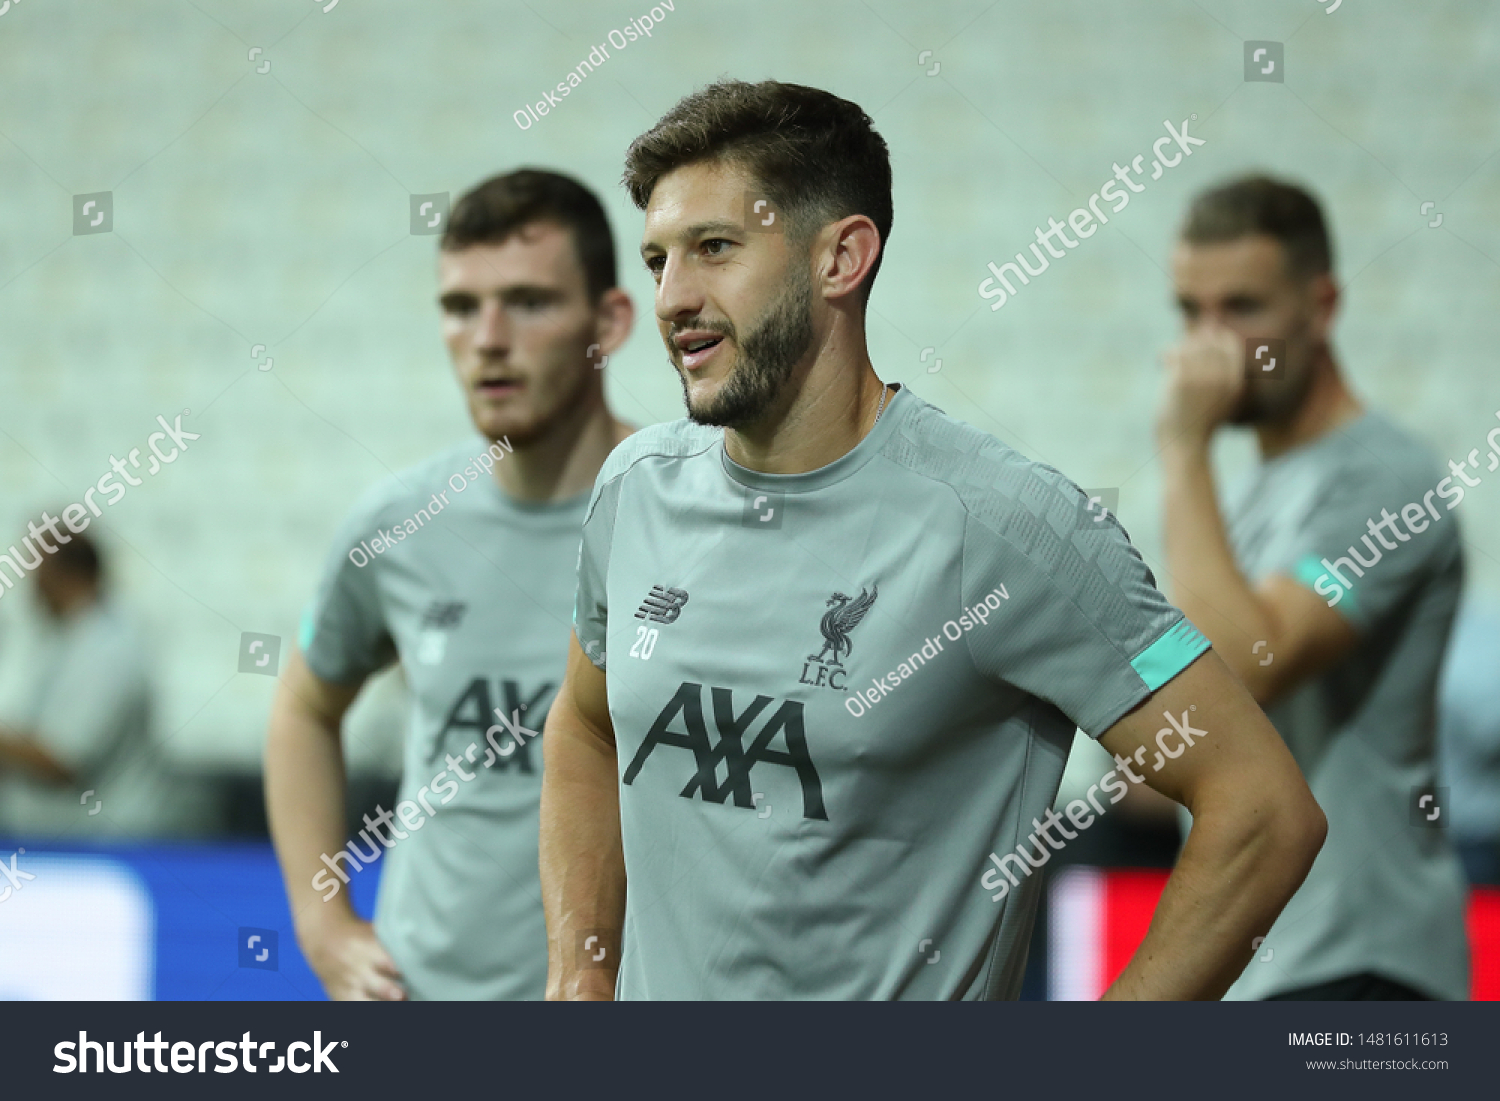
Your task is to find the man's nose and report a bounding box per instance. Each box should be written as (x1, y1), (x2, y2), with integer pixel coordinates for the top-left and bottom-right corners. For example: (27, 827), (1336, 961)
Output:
(655, 253), (704, 325)
(475, 300), (510, 351)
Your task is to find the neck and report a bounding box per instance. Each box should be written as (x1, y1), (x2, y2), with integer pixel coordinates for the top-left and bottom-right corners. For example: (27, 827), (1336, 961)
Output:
(723, 315), (886, 474)
(46, 583), (98, 620)
(1254, 349), (1362, 461)
(492, 385), (631, 502)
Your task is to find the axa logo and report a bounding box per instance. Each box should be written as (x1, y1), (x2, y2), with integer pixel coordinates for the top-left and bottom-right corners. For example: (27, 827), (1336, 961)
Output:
(432, 677), (553, 771)
(800, 584), (878, 691)
(636, 585), (689, 624)
(623, 683), (827, 820)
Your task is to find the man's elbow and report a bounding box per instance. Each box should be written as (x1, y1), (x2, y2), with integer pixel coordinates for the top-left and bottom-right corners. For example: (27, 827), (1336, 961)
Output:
(1268, 785), (1327, 884)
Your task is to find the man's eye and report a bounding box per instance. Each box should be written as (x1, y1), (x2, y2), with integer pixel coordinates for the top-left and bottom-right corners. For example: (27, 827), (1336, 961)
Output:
(644, 257), (665, 277)
(703, 238), (731, 256)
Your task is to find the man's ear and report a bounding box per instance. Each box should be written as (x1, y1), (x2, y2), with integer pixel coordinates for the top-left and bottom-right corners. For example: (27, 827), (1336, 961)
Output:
(816, 215), (881, 304)
(592, 287), (635, 359)
(1307, 271), (1338, 340)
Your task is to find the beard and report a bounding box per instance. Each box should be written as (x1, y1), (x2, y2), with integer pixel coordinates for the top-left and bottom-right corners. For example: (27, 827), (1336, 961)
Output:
(1228, 347), (1318, 426)
(677, 263), (814, 430)
(468, 357), (594, 449)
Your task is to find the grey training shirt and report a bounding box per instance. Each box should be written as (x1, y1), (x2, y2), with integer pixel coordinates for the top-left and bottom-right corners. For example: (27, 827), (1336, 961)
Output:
(574, 385), (1208, 999)
(301, 438), (586, 999)
(1216, 409), (1470, 1000)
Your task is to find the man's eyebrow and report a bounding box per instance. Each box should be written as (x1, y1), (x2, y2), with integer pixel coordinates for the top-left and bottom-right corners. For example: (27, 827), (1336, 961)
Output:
(639, 219), (743, 257)
(438, 283), (559, 304)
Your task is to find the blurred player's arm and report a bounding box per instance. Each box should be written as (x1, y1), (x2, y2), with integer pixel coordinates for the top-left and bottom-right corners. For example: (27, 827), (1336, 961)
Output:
(1098, 648), (1326, 1000)
(539, 632), (624, 1001)
(1157, 328), (1356, 704)
(264, 648), (407, 1000)
(0, 722), (73, 785)
(0, 630), (152, 788)
(1160, 444), (1355, 703)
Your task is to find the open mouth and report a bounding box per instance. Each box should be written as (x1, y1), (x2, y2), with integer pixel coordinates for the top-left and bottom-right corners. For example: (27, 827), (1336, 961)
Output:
(678, 335), (725, 370)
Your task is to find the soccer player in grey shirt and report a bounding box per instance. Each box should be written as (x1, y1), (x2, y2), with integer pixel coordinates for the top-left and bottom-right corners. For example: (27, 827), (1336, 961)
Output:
(539, 80), (1325, 1001)
(1157, 175), (1469, 999)
(265, 170), (634, 1000)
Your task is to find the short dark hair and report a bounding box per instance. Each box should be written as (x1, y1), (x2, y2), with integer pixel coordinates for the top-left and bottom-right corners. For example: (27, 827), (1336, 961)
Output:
(622, 79), (893, 299)
(1181, 174), (1334, 280)
(441, 169), (618, 301)
(42, 528), (101, 582)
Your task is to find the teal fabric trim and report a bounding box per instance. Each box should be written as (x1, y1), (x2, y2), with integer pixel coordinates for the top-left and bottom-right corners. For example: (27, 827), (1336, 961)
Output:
(1131, 618), (1211, 691)
(1290, 552), (1357, 614)
(297, 605), (316, 653)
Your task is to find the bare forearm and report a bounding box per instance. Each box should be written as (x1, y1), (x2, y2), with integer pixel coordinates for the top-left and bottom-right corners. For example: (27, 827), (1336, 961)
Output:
(539, 712), (625, 1000)
(0, 728), (72, 785)
(1104, 791), (1323, 1000)
(265, 688), (357, 936)
(1160, 443), (1270, 672)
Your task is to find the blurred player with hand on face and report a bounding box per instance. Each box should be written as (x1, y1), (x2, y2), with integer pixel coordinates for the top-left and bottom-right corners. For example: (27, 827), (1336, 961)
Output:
(1158, 175), (1468, 1000)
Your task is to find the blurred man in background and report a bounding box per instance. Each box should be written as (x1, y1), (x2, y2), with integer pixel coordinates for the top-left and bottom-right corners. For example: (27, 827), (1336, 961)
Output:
(1438, 594), (1500, 886)
(0, 530), (169, 837)
(1157, 175), (1469, 999)
(265, 169), (634, 1000)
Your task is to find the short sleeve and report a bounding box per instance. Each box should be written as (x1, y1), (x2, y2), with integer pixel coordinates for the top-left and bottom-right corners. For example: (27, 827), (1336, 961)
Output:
(1282, 462), (1462, 634)
(959, 482), (1208, 739)
(299, 494), (398, 684)
(573, 475), (621, 670)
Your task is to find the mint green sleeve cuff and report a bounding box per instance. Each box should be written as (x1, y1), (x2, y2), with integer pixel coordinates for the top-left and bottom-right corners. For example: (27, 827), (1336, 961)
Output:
(1130, 618), (1211, 691)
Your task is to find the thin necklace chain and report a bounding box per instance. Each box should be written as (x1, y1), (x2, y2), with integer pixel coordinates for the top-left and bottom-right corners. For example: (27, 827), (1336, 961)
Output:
(873, 383), (891, 425)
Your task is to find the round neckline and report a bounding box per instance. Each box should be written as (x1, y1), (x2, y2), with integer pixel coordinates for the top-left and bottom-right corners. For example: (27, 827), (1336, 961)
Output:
(720, 383), (909, 495)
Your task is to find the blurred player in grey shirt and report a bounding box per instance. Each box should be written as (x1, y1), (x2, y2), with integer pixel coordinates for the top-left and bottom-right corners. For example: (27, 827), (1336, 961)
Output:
(1158, 175), (1468, 999)
(265, 170), (634, 999)
(0, 531), (171, 837)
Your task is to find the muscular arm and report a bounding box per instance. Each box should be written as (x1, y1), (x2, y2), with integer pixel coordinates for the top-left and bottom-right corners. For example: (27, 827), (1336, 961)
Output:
(1160, 439), (1356, 704)
(539, 632), (624, 1000)
(264, 648), (406, 1000)
(1098, 648), (1326, 1000)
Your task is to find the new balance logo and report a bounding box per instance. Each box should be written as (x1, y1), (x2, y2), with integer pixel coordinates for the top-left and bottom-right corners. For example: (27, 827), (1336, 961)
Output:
(421, 601), (467, 629)
(624, 683), (827, 820)
(636, 585), (689, 625)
